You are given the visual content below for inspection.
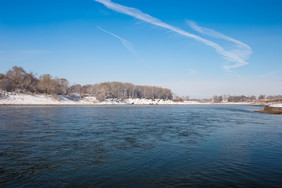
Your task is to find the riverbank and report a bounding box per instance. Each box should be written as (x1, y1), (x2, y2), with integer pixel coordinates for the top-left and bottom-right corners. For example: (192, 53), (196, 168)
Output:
(0, 92), (197, 105)
(0, 92), (268, 106)
(256, 104), (282, 114)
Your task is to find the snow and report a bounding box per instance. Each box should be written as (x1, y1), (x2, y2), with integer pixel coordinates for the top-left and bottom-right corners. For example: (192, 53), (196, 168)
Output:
(269, 103), (282, 108)
(100, 98), (176, 105)
(0, 92), (257, 106)
(0, 92), (99, 105)
(0, 92), (206, 105)
(100, 98), (207, 105)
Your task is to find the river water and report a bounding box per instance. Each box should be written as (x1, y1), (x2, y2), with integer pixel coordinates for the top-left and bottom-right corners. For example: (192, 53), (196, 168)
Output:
(1, 105), (282, 187)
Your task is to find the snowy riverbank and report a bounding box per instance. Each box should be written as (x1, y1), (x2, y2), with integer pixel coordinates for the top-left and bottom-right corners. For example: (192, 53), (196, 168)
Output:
(0, 92), (268, 106)
(0, 92), (202, 105)
(0, 92), (98, 105)
(256, 103), (282, 114)
(269, 103), (282, 108)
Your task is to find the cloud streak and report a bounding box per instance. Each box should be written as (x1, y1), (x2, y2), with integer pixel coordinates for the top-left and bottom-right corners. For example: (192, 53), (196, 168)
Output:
(94, 0), (251, 70)
(187, 21), (252, 70)
(187, 20), (251, 49)
(97, 26), (136, 56)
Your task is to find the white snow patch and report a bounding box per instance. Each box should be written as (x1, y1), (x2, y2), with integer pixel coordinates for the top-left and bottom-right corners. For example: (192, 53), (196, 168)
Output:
(0, 92), (206, 105)
(269, 103), (282, 108)
(0, 92), (99, 105)
(100, 98), (175, 105)
(98, 98), (203, 105)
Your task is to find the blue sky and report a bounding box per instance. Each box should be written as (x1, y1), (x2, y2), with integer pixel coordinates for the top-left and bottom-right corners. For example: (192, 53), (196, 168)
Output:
(1, 0), (282, 98)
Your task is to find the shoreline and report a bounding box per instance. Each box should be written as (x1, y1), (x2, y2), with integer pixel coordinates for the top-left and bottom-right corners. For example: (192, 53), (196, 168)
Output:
(0, 92), (268, 107)
(0, 103), (261, 107)
(256, 106), (282, 114)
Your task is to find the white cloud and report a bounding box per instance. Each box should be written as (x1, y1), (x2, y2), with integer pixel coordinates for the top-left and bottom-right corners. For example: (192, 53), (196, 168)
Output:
(97, 26), (136, 56)
(94, 0), (251, 71)
(187, 20), (251, 49)
(187, 20), (252, 71)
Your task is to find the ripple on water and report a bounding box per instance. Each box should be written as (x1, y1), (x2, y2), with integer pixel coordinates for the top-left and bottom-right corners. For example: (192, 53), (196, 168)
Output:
(0, 105), (282, 187)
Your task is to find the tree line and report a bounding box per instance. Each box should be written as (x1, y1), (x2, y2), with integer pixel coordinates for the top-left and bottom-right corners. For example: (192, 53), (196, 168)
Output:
(0, 66), (173, 100)
(212, 94), (282, 103)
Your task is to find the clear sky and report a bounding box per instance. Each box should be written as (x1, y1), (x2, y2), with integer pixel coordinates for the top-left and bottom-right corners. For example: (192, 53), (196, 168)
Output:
(1, 0), (282, 98)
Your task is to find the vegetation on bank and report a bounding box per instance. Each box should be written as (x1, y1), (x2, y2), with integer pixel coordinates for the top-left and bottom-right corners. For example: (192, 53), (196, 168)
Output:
(212, 94), (282, 103)
(256, 106), (282, 114)
(0, 66), (173, 101)
(1, 66), (281, 103)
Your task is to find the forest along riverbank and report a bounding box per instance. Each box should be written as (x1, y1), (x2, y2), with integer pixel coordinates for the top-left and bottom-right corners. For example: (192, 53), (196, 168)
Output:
(1, 67), (281, 107)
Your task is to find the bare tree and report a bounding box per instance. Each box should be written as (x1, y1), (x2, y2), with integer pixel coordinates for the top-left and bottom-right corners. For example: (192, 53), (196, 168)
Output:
(258, 95), (266, 100)
(4, 66), (27, 92)
(0, 73), (8, 91)
(53, 78), (69, 95)
(38, 74), (54, 94)
(0, 66), (174, 100)
(69, 84), (82, 96)
(213, 95), (223, 103)
(22, 72), (38, 93)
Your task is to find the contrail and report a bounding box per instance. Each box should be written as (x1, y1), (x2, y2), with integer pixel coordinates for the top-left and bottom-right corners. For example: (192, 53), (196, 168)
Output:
(97, 26), (136, 56)
(187, 20), (251, 50)
(94, 0), (251, 70)
(187, 20), (252, 69)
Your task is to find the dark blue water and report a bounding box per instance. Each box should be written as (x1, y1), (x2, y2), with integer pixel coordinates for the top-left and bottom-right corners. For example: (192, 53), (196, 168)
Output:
(1, 105), (282, 187)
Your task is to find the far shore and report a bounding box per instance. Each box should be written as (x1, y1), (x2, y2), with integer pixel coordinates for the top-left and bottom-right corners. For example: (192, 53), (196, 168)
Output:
(0, 92), (272, 107)
(0, 103), (264, 107)
(256, 106), (282, 114)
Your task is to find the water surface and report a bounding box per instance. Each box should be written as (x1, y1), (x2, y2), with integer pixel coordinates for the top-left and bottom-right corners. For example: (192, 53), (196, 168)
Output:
(1, 105), (282, 187)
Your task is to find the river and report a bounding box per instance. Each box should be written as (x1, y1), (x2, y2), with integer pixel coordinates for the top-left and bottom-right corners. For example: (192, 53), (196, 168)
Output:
(1, 105), (282, 187)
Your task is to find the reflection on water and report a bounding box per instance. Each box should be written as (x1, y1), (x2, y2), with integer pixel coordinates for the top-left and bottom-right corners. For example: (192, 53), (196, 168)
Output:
(0, 105), (282, 187)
